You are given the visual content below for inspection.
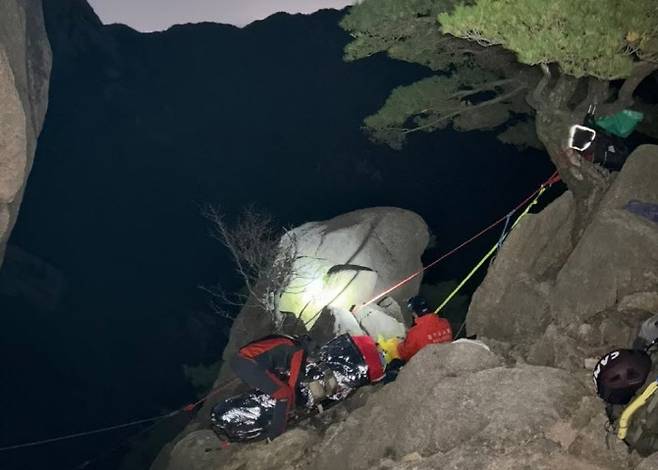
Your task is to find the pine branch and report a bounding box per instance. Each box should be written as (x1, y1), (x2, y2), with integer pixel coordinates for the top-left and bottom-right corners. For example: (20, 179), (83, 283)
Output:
(402, 84), (526, 135)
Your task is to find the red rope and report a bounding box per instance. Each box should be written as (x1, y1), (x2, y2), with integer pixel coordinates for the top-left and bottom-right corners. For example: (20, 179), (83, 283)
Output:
(359, 171), (560, 308)
(0, 381), (235, 452)
(181, 379), (238, 412)
(0, 413), (179, 452)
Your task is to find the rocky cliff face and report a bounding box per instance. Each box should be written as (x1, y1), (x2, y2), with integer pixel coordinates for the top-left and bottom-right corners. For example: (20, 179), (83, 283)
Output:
(152, 146), (658, 470)
(468, 144), (658, 370)
(0, 0), (51, 266)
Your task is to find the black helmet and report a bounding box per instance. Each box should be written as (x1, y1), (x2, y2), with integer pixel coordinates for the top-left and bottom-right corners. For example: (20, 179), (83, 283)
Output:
(592, 349), (652, 405)
(407, 296), (430, 315)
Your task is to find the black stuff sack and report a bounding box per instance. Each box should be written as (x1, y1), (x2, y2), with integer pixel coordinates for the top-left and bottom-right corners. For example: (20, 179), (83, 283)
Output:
(588, 133), (629, 171)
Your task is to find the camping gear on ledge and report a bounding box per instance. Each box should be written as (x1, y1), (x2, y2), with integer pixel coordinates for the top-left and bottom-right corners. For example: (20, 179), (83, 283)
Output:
(594, 109), (644, 139)
(587, 132), (629, 171)
(570, 124), (630, 171)
(569, 108), (643, 171)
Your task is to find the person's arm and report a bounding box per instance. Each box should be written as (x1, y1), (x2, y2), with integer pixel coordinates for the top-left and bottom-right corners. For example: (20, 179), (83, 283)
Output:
(397, 330), (418, 362)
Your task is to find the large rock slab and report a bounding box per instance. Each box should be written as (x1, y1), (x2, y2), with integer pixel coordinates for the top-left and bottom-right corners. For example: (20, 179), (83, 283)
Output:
(278, 263), (378, 329)
(467, 191), (575, 342)
(312, 364), (583, 469)
(636, 454), (658, 470)
(374, 443), (619, 470)
(278, 207), (429, 329)
(551, 145), (658, 325)
(0, 0), (52, 266)
(165, 428), (320, 470)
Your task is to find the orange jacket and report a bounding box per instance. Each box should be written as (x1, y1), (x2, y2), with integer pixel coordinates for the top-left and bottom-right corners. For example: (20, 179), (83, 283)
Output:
(397, 314), (453, 362)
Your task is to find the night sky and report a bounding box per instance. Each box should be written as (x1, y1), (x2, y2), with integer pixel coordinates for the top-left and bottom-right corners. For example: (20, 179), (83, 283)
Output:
(87, 0), (355, 30)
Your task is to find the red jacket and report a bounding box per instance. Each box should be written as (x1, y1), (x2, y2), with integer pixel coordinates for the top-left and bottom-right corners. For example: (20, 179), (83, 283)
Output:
(397, 314), (453, 362)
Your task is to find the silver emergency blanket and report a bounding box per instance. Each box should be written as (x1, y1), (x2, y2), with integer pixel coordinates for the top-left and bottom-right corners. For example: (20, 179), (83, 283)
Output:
(210, 391), (277, 441)
(299, 333), (370, 407)
(211, 334), (370, 441)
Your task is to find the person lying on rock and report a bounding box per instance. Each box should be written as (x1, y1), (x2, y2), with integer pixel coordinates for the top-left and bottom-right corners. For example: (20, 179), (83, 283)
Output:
(230, 334), (310, 440)
(220, 333), (384, 441)
(300, 334), (386, 408)
(379, 296), (453, 364)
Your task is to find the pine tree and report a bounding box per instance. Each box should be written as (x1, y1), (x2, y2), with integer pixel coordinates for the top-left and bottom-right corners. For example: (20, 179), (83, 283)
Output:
(342, 0), (658, 235)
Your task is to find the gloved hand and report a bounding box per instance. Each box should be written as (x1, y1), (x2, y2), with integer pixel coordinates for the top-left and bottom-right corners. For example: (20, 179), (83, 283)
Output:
(377, 336), (402, 364)
(383, 358), (405, 384)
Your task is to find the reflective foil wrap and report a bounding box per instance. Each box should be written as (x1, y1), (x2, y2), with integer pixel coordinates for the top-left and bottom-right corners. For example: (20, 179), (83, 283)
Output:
(298, 334), (372, 409)
(210, 391), (276, 441)
(211, 334), (370, 441)
(316, 333), (370, 397)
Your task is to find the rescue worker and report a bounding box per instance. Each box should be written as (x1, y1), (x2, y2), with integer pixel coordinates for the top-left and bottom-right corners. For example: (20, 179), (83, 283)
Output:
(593, 315), (658, 456)
(397, 296), (453, 362)
(230, 334), (308, 440)
(377, 296), (453, 382)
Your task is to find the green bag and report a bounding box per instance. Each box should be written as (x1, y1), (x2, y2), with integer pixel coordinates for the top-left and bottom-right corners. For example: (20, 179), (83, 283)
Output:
(595, 109), (644, 138)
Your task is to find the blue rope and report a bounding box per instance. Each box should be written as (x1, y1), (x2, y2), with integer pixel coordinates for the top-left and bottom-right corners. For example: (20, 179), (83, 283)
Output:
(497, 211), (513, 248)
(487, 211), (513, 268)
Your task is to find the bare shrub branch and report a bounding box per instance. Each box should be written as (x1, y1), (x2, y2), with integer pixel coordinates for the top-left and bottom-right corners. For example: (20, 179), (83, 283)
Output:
(201, 205), (301, 329)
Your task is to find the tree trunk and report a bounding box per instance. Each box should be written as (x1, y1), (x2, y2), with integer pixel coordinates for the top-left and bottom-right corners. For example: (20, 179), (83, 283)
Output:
(534, 106), (611, 241)
(527, 66), (658, 241)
